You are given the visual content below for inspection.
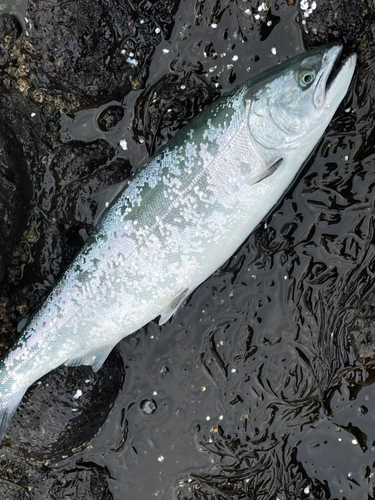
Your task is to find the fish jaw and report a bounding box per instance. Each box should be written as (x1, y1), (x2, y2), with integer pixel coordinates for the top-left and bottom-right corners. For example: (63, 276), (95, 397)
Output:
(298, 50), (357, 163)
(324, 52), (357, 108)
(312, 44), (343, 109)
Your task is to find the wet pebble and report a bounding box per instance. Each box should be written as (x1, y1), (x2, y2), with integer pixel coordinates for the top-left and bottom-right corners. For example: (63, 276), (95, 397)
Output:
(140, 399), (157, 415)
(97, 105), (124, 132)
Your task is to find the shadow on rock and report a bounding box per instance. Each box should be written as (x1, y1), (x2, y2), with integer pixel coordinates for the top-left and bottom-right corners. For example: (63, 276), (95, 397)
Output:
(3, 349), (124, 465)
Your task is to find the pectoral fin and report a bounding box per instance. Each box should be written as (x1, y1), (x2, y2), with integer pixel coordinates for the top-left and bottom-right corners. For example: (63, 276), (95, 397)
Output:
(246, 157), (283, 186)
(159, 288), (189, 325)
(64, 343), (116, 372)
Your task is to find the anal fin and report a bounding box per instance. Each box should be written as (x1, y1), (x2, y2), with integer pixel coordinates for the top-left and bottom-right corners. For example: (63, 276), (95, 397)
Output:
(159, 288), (189, 325)
(64, 343), (116, 372)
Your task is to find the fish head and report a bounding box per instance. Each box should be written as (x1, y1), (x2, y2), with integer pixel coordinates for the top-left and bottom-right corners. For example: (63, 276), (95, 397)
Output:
(247, 44), (357, 161)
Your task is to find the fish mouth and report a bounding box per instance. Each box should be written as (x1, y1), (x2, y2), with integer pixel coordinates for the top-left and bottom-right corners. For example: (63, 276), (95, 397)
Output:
(326, 47), (356, 92)
(324, 45), (344, 92)
(314, 44), (356, 108)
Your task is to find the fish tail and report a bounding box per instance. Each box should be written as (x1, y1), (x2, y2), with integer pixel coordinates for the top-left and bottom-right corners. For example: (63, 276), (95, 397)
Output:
(0, 383), (27, 443)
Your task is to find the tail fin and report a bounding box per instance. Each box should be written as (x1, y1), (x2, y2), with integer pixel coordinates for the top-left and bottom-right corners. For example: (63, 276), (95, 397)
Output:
(0, 390), (26, 443)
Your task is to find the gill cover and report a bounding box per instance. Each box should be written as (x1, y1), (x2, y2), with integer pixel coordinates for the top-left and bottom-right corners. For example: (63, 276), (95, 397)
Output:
(246, 44), (354, 151)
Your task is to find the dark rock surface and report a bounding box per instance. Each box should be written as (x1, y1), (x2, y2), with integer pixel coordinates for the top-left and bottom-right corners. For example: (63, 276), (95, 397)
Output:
(300, 0), (374, 59)
(0, 118), (30, 285)
(18, 0), (180, 109)
(0, 88), (48, 340)
(0, 14), (22, 70)
(4, 350), (124, 464)
(48, 462), (114, 500)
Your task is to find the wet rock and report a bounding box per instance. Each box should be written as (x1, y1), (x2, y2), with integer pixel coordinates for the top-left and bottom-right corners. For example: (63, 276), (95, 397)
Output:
(0, 14), (29, 92)
(0, 87), (48, 293)
(4, 349), (124, 464)
(47, 140), (129, 225)
(298, 0), (374, 60)
(0, 14), (22, 72)
(349, 315), (375, 361)
(49, 462), (113, 500)
(0, 118), (30, 285)
(19, 0), (180, 109)
(0, 482), (31, 500)
(0, 89), (48, 341)
(0, 460), (114, 499)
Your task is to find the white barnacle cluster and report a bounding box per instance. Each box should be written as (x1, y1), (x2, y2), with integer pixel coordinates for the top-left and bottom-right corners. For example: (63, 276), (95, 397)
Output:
(254, 2), (268, 20)
(120, 49), (138, 67)
(300, 0), (317, 17)
(120, 139), (128, 150)
(126, 56), (138, 67)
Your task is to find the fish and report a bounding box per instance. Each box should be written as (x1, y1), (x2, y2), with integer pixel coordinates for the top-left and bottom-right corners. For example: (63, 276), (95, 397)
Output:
(0, 43), (356, 442)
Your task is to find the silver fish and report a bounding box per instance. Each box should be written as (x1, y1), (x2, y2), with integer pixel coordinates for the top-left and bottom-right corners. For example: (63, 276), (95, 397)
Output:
(0, 44), (356, 441)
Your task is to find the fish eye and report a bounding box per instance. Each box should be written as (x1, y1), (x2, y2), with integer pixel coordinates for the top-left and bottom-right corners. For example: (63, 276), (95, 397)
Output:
(298, 70), (316, 88)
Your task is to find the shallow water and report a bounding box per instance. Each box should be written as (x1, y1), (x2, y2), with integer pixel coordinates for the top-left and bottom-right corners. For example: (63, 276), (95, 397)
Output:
(1, 0), (375, 498)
